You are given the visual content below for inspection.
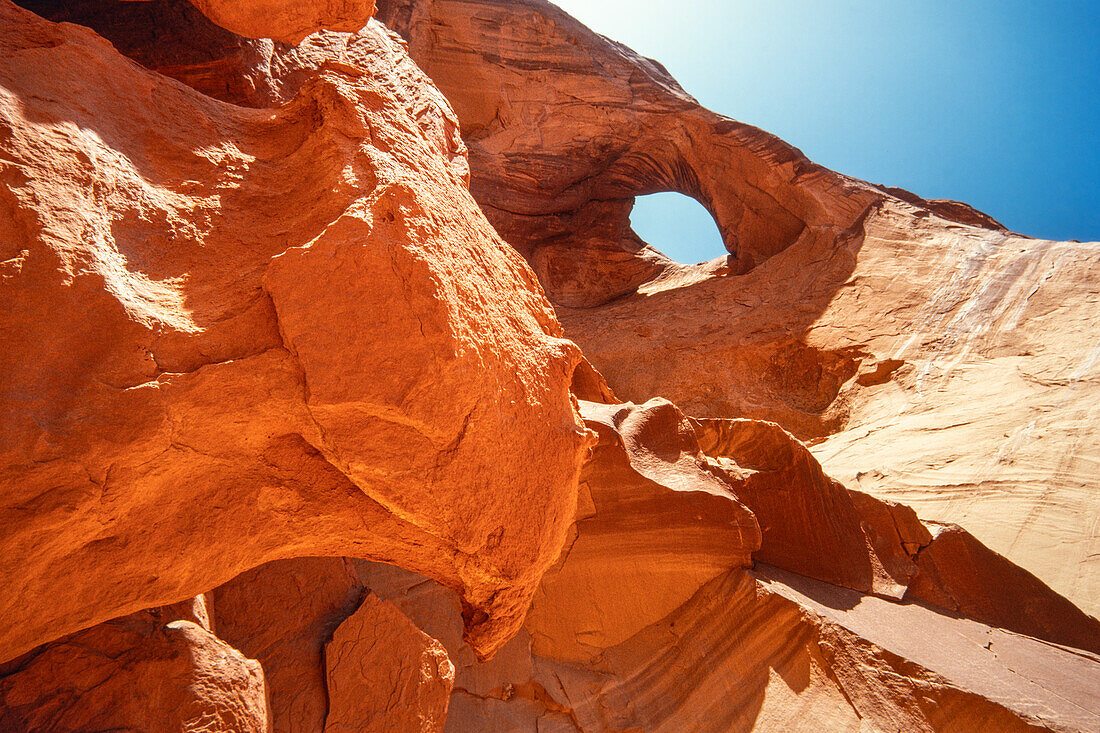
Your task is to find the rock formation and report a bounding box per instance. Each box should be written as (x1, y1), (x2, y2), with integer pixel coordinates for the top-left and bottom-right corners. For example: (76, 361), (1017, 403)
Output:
(0, 597), (269, 732)
(182, 0), (377, 43)
(324, 593), (454, 733)
(0, 0), (590, 664)
(375, 0), (1100, 622)
(210, 558), (370, 732)
(2, 0), (1099, 731)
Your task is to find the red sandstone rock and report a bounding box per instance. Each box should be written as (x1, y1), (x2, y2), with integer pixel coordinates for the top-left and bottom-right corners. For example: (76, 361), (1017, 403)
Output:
(211, 558), (366, 733)
(324, 593), (454, 732)
(905, 522), (1100, 654)
(376, 0), (1100, 622)
(212, 557), (464, 732)
(0, 0), (590, 664)
(692, 416), (889, 593)
(525, 399), (760, 662)
(0, 599), (268, 732)
(880, 185), (1009, 230)
(375, 0), (998, 310)
(184, 0), (376, 44)
(251, 430), (1099, 731)
(374, 0), (879, 298)
(198, 481), (1100, 733)
(611, 402), (1100, 655)
(3, 0), (1100, 730)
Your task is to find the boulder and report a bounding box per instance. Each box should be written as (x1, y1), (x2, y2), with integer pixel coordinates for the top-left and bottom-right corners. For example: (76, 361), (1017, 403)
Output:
(0, 599), (268, 732)
(0, 0), (590, 663)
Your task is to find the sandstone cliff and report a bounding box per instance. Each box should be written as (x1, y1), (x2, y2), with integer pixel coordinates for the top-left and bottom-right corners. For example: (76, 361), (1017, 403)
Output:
(375, 0), (1100, 623)
(1, 0), (1098, 731)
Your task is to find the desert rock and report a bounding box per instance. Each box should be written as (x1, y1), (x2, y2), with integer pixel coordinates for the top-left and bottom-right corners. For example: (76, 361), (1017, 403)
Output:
(205, 394), (1099, 730)
(2, 0), (1099, 730)
(211, 558), (368, 732)
(376, 0), (1100, 621)
(0, 0), (589, 663)
(183, 0), (376, 44)
(0, 598), (268, 732)
(526, 399), (760, 662)
(325, 593), (454, 733)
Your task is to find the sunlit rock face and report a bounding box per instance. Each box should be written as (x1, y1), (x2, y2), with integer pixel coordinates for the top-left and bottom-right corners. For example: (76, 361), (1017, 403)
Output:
(2, 0), (1099, 730)
(0, 0), (591, 666)
(185, 0), (377, 43)
(376, 0), (1100, 623)
(190, 397), (1098, 733)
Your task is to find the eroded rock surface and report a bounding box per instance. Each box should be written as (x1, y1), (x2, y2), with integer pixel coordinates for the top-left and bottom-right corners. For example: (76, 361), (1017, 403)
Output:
(526, 399), (760, 663)
(375, 0), (1100, 621)
(3, 0), (1099, 730)
(375, 0), (876, 303)
(325, 593), (454, 733)
(211, 558), (367, 732)
(183, 0), (376, 43)
(0, 598), (268, 732)
(0, 0), (590, 663)
(195, 397), (1099, 731)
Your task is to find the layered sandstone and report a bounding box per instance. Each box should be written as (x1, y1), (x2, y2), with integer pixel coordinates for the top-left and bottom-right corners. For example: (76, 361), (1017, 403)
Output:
(174, 398), (1099, 732)
(2, 0), (1099, 730)
(375, 0), (1100, 622)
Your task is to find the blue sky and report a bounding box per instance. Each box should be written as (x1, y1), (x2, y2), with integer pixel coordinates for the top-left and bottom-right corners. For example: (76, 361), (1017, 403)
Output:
(553, 0), (1100, 262)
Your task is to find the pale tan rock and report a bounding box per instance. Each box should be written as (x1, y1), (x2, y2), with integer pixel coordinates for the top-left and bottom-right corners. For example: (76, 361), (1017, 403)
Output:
(0, 0), (590, 663)
(758, 565), (1100, 733)
(525, 399), (760, 662)
(598, 402), (1100, 654)
(344, 445), (1099, 732)
(4, 0), (1100, 729)
(558, 204), (1100, 621)
(0, 600), (268, 732)
(554, 199), (1100, 621)
(491, 559), (1100, 733)
(324, 593), (454, 733)
(524, 400), (1098, 731)
(904, 522), (1100, 654)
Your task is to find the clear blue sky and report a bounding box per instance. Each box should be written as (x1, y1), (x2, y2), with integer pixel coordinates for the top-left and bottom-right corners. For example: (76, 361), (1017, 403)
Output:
(553, 0), (1100, 262)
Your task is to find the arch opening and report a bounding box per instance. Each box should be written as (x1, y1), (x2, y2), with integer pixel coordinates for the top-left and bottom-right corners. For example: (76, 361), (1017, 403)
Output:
(629, 192), (726, 265)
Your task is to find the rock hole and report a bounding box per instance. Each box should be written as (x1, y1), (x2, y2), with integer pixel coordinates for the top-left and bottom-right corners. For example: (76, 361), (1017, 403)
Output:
(629, 192), (726, 265)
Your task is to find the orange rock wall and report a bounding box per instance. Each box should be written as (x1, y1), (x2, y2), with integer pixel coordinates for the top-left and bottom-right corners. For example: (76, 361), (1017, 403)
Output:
(2, 0), (1099, 731)
(0, 0), (590, 663)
